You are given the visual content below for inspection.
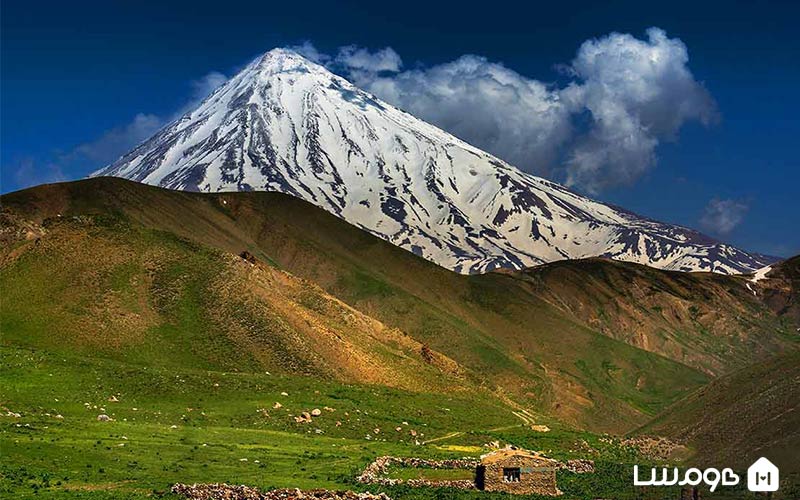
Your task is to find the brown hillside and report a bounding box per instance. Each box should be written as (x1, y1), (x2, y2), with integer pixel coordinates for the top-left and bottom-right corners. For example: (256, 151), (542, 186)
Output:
(640, 349), (800, 474)
(2, 177), (797, 433)
(0, 209), (463, 394)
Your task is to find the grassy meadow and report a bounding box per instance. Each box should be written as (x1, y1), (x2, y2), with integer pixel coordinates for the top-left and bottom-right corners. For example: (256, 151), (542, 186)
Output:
(2, 344), (684, 500)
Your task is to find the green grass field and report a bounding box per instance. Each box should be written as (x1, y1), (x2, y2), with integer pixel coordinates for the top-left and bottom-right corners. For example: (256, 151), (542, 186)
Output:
(1, 345), (689, 500)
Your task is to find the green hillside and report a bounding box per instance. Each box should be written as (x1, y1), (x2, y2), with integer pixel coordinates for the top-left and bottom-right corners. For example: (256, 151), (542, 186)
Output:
(0, 210), (470, 393)
(2, 177), (798, 498)
(4, 178), (795, 429)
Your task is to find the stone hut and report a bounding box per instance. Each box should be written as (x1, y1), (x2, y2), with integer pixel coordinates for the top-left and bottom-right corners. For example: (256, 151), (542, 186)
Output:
(476, 448), (561, 496)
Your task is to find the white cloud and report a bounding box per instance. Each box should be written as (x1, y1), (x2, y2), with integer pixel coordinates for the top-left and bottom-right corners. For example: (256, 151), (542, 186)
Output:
(316, 28), (717, 193)
(75, 113), (163, 164)
(12, 157), (66, 191)
(353, 55), (572, 175)
(700, 198), (749, 235)
(12, 33), (714, 195)
(561, 28), (717, 192)
(335, 45), (403, 73)
(288, 41), (331, 64)
(188, 71), (228, 108)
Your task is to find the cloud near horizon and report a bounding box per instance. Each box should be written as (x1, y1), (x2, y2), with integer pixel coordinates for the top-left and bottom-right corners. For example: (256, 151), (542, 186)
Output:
(7, 72), (229, 191)
(700, 198), (750, 235)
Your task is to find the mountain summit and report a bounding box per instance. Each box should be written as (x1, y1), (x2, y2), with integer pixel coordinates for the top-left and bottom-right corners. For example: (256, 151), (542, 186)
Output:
(95, 49), (771, 274)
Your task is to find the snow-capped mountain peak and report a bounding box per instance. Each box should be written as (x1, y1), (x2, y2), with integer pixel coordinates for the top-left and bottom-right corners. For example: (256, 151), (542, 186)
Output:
(95, 49), (773, 274)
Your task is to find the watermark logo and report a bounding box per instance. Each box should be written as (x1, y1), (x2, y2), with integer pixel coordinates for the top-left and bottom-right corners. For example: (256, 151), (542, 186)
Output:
(633, 457), (779, 493)
(748, 457), (779, 492)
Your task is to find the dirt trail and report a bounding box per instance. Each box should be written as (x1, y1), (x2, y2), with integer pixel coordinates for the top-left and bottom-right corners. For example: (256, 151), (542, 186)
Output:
(422, 431), (464, 444)
(422, 409), (535, 444)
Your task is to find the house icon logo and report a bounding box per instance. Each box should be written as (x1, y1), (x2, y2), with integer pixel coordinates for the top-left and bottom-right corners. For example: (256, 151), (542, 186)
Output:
(748, 457), (779, 492)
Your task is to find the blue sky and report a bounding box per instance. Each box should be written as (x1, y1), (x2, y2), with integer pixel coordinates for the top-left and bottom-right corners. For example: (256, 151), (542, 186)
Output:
(2, 0), (798, 257)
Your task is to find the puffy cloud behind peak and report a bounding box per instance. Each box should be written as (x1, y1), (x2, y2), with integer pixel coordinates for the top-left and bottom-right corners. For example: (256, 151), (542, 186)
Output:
(335, 45), (402, 72)
(354, 55), (573, 174)
(304, 28), (717, 193)
(562, 28), (717, 191)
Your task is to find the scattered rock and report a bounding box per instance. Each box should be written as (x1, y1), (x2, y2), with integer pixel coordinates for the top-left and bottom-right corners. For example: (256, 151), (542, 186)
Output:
(294, 412), (312, 423)
(172, 483), (392, 500)
(562, 459), (595, 474)
(530, 425), (550, 433)
(273, 402), (283, 409)
(619, 436), (683, 460)
(96, 414), (112, 422)
(239, 251), (257, 265)
(311, 409), (322, 417)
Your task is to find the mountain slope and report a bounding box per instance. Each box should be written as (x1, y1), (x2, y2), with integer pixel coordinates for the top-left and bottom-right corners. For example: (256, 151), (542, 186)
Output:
(506, 259), (797, 375)
(640, 349), (800, 474)
(4, 178), (797, 433)
(95, 48), (771, 275)
(748, 255), (800, 325)
(0, 206), (464, 394)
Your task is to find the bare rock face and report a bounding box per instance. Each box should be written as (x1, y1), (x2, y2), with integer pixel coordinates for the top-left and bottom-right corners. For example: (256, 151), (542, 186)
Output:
(95, 49), (773, 276)
(752, 256), (800, 327)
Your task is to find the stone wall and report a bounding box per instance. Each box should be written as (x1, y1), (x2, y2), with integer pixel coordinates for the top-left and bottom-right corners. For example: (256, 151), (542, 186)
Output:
(356, 454), (592, 495)
(171, 483), (391, 500)
(356, 456), (478, 489)
(481, 455), (561, 496)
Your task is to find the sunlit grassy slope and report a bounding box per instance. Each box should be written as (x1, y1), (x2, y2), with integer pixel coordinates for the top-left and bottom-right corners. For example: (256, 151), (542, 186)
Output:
(0, 345), (681, 500)
(2, 177), (798, 499)
(6, 178), (794, 432)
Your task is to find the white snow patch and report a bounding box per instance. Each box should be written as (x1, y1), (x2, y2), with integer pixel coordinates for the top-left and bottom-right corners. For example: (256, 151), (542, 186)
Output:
(750, 265), (772, 283)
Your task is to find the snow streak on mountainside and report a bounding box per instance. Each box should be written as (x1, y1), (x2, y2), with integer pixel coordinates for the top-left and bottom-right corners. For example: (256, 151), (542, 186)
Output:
(95, 49), (773, 274)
